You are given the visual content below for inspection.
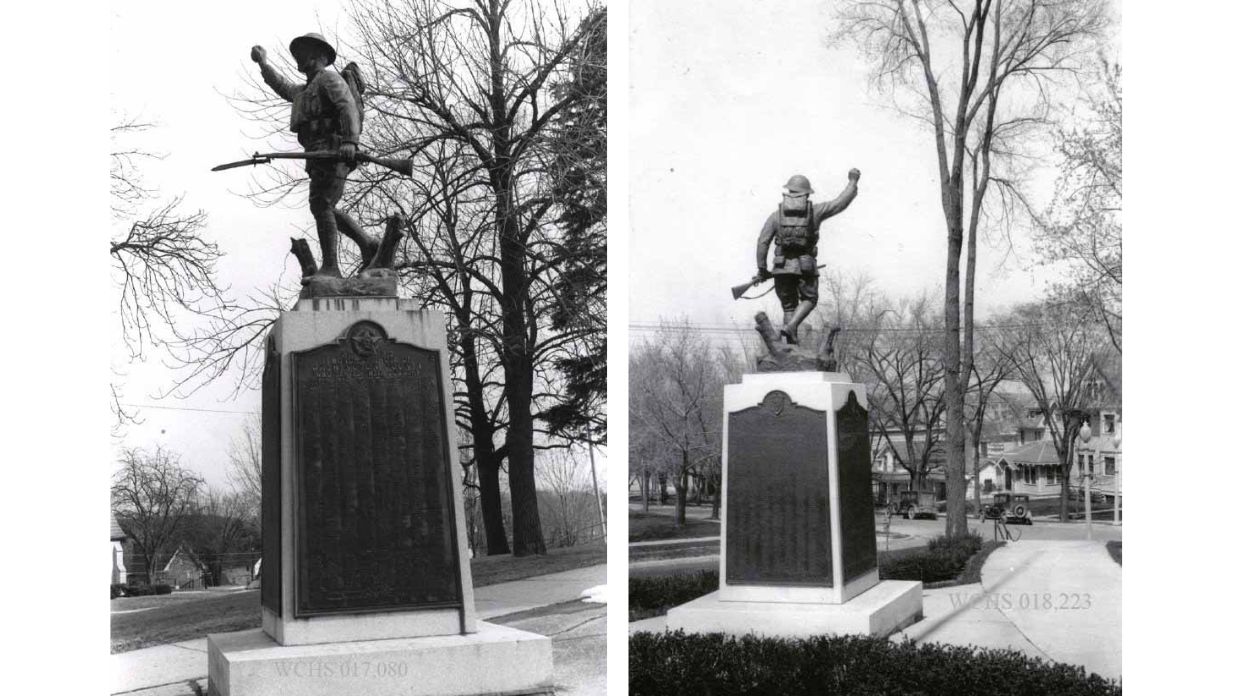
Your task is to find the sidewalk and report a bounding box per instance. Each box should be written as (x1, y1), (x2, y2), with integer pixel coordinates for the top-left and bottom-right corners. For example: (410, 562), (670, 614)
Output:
(112, 563), (607, 696)
(898, 540), (1121, 680)
(629, 540), (1121, 681)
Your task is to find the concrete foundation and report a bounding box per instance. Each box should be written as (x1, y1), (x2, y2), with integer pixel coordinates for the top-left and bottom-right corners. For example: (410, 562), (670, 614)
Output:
(667, 580), (924, 639)
(207, 622), (553, 696)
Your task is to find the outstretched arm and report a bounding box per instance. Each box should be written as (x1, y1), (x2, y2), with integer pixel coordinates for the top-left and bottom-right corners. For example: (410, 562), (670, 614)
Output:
(813, 168), (861, 224)
(251, 45), (300, 102)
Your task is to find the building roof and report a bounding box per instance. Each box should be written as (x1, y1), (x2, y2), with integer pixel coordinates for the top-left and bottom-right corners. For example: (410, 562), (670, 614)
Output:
(999, 439), (1060, 466)
(110, 514), (127, 542)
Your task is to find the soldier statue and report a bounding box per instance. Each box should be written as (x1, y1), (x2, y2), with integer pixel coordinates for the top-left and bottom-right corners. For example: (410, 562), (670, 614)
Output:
(755, 169), (860, 344)
(250, 33), (367, 279)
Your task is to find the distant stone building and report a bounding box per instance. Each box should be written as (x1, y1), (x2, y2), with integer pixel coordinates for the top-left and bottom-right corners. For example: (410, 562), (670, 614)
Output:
(161, 546), (209, 589)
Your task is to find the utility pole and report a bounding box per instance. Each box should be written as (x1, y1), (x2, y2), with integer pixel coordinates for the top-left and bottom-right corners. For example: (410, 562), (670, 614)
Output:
(586, 431), (606, 542)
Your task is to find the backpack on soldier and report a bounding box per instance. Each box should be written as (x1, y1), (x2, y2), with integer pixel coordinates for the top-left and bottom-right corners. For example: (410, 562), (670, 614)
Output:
(776, 194), (816, 253)
(340, 61), (366, 136)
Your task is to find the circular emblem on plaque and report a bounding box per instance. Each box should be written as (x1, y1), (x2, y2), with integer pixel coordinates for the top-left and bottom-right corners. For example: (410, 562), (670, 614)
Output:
(763, 390), (791, 416)
(346, 321), (388, 358)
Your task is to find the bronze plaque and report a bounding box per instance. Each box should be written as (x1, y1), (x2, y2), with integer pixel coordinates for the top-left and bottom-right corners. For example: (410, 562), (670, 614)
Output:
(291, 321), (461, 616)
(725, 390), (832, 586)
(837, 390), (878, 582)
(260, 337), (282, 614)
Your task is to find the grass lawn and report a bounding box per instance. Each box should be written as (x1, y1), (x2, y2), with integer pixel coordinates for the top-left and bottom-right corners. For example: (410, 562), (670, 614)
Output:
(629, 510), (719, 542)
(111, 542), (606, 654)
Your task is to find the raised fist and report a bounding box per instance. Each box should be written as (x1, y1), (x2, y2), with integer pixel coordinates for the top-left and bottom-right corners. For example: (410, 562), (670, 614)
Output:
(250, 45), (267, 63)
(848, 168), (861, 182)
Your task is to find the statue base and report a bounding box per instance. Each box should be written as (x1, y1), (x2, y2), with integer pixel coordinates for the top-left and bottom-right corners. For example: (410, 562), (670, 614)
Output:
(207, 623), (553, 696)
(299, 269), (398, 299)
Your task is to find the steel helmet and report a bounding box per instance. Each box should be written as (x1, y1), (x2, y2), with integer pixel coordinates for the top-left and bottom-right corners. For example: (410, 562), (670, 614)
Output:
(290, 33), (337, 65)
(784, 174), (813, 195)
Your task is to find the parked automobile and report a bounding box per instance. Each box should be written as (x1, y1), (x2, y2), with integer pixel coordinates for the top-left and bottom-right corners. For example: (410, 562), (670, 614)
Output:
(983, 492), (1033, 524)
(895, 490), (939, 520)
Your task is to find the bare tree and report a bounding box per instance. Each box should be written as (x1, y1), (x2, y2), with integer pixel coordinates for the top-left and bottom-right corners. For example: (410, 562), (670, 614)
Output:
(111, 446), (205, 584)
(224, 1), (606, 556)
(964, 332), (1016, 512)
(849, 295), (948, 492)
(537, 448), (596, 547)
(109, 119), (227, 357)
(1034, 61), (1122, 352)
(182, 488), (260, 586)
(998, 298), (1109, 520)
(629, 321), (726, 526)
(226, 415), (263, 523)
(835, 0), (1109, 536)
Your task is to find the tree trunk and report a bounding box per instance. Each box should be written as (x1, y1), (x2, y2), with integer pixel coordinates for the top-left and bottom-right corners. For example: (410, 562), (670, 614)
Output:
(642, 470), (650, 512)
(460, 330), (510, 555)
(658, 473), (668, 505)
(942, 195), (969, 538)
(971, 438), (983, 517)
(675, 458), (689, 526)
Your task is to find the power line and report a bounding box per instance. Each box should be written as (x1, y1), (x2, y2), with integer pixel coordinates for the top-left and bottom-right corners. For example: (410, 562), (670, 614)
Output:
(628, 321), (1060, 334)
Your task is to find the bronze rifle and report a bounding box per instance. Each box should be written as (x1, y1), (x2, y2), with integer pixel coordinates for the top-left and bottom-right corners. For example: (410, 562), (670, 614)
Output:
(211, 150), (414, 177)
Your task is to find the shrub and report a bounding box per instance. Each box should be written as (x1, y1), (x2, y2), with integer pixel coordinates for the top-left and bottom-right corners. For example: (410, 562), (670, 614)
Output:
(154, 584), (173, 595)
(124, 583), (155, 597)
(110, 583), (124, 599)
(881, 533), (986, 584)
(629, 631), (1121, 696)
(630, 571), (718, 620)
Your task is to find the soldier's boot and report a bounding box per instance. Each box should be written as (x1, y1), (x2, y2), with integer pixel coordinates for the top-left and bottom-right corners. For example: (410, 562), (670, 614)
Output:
(779, 308), (796, 344)
(335, 210), (380, 269)
(313, 208), (343, 278)
(782, 300), (817, 345)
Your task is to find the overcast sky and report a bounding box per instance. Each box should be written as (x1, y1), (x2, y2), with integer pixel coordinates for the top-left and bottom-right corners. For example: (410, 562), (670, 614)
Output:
(109, 0), (606, 493)
(110, 0), (353, 489)
(628, 0), (1118, 345)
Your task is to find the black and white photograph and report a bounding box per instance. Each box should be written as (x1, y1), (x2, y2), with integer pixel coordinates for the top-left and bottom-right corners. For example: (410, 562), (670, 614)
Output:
(627, 1), (1124, 694)
(10, 0), (1236, 694)
(102, 1), (607, 694)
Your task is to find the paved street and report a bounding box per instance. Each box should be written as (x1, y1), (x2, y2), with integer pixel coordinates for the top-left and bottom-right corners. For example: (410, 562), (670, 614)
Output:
(112, 564), (607, 696)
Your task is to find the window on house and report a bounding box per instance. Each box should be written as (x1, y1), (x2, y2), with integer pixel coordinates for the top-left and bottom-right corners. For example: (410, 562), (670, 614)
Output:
(1104, 457), (1116, 476)
(1103, 414), (1115, 434)
(1046, 467), (1056, 485)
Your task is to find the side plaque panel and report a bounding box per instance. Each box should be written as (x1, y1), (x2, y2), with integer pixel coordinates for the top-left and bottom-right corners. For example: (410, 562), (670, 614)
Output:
(838, 391), (878, 582)
(260, 339), (281, 614)
(726, 391), (832, 587)
(292, 322), (461, 616)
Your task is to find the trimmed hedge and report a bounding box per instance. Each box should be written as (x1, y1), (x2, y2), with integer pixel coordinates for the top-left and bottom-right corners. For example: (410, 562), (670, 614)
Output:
(124, 583), (156, 597)
(630, 631), (1120, 696)
(154, 584), (173, 595)
(110, 583), (125, 600)
(880, 532), (986, 584)
(630, 571), (718, 621)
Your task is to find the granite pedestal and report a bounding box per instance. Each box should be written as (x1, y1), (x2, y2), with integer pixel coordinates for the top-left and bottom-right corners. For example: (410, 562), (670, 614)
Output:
(667, 371), (922, 638)
(208, 296), (551, 695)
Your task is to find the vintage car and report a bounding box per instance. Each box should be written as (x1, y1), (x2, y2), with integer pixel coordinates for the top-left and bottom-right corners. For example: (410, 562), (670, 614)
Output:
(895, 490), (939, 520)
(983, 492), (1033, 524)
